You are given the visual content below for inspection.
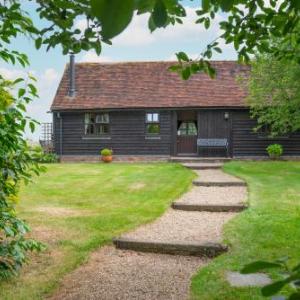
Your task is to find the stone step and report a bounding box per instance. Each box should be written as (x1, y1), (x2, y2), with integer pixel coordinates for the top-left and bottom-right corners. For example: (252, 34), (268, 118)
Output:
(170, 157), (231, 164)
(182, 163), (223, 170)
(113, 238), (227, 258)
(113, 210), (235, 257)
(192, 169), (246, 187)
(193, 180), (246, 187)
(172, 202), (247, 212)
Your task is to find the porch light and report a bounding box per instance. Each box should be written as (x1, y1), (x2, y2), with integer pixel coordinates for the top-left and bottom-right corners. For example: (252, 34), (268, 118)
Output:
(224, 112), (229, 120)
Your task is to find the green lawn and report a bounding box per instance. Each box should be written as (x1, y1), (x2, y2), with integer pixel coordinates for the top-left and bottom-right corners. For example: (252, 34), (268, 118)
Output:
(191, 161), (300, 300)
(0, 163), (195, 300)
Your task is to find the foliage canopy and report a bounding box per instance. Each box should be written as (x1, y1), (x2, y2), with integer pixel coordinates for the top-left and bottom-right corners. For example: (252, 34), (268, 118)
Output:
(244, 55), (300, 137)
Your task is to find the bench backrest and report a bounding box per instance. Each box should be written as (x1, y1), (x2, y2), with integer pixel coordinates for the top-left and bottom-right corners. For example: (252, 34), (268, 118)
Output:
(197, 138), (228, 147)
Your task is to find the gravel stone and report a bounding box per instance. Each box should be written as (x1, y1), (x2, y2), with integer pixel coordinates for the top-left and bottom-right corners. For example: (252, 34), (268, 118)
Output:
(194, 169), (244, 183)
(121, 210), (236, 243)
(49, 246), (207, 300)
(176, 186), (247, 205)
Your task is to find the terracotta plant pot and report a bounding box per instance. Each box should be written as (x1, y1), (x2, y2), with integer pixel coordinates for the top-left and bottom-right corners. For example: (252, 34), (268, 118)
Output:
(102, 155), (113, 163)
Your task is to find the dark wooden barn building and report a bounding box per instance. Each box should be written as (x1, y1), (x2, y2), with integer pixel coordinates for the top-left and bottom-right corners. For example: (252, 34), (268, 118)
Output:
(50, 59), (300, 161)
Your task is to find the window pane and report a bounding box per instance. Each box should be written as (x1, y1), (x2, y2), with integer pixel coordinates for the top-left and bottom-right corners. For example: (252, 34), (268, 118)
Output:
(147, 124), (160, 134)
(146, 113), (159, 123)
(96, 113), (109, 123)
(152, 113), (159, 122)
(97, 124), (109, 134)
(146, 113), (153, 122)
(177, 122), (187, 135)
(85, 113), (91, 124)
(85, 124), (94, 135)
(187, 122), (197, 135)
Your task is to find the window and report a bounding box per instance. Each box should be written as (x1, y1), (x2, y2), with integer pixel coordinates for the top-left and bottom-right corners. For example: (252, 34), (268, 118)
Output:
(84, 113), (110, 135)
(177, 121), (197, 136)
(146, 112), (160, 134)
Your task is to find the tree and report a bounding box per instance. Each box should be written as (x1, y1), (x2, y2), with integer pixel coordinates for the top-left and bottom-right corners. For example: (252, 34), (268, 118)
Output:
(243, 55), (300, 137)
(89, 0), (300, 79)
(1, 0), (300, 278)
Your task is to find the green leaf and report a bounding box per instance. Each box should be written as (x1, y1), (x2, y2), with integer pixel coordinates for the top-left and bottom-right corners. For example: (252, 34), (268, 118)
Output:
(18, 88), (26, 98)
(219, 0), (235, 12)
(90, 0), (135, 40)
(262, 281), (287, 297)
(168, 65), (182, 71)
(214, 47), (222, 53)
(202, 0), (210, 11)
(148, 15), (157, 32)
(13, 78), (24, 85)
(29, 122), (35, 133)
(181, 67), (191, 80)
(176, 51), (189, 62)
(35, 37), (42, 50)
(241, 261), (282, 274)
(152, 0), (168, 28)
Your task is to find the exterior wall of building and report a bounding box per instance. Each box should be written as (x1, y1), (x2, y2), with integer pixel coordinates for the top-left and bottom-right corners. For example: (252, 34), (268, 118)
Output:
(53, 109), (300, 158)
(53, 110), (173, 156)
(231, 110), (300, 157)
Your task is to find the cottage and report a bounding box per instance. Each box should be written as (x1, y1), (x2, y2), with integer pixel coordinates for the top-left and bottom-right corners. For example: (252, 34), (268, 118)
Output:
(50, 57), (300, 161)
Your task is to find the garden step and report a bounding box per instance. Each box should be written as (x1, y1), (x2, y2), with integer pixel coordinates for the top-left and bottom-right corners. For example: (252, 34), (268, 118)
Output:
(182, 163), (223, 170)
(113, 238), (227, 258)
(170, 157), (231, 164)
(193, 169), (246, 187)
(193, 180), (246, 187)
(172, 202), (247, 212)
(113, 210), (236, 257)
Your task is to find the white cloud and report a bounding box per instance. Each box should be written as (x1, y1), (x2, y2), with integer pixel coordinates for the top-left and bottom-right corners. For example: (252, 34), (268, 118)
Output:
(80, 51), (115, 63)
(75, 18), (88, 32)
(74, 7), (225, 48)
(0, 68), (24, 79)
(113, 7), (224, 47)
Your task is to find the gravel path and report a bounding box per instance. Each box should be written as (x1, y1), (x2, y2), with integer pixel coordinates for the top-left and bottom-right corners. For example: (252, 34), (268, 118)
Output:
(49, 246), (206, 300)
(176, 186), (247, 205)
(194, 169), (244, 183)
(121, 209), (236, 243)
(49, 162), (247, 300)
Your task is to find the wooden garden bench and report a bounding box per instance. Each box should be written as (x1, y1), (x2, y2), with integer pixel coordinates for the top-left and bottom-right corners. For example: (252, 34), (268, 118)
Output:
(197, 138), (229, 157)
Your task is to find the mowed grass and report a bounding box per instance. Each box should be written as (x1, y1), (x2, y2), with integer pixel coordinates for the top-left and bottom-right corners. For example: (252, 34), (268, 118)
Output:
(191, 161), (300, 300)
(0, 163), (195, 300)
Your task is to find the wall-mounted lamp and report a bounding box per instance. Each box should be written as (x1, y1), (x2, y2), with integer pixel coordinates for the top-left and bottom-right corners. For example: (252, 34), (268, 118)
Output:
(56, 112), (61, 118)
(224, 112), (229, 120)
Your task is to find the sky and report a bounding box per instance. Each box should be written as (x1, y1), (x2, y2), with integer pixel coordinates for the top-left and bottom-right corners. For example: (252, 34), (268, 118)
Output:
(0, 1), (237, 141)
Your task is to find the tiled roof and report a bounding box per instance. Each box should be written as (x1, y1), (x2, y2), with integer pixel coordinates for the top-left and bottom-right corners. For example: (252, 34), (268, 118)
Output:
(51, 61), (249, 110)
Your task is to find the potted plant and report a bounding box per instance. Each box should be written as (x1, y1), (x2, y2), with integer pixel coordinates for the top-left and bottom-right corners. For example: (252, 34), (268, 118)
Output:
(266, 144), (283, 160)
(100, 148), (113, 163)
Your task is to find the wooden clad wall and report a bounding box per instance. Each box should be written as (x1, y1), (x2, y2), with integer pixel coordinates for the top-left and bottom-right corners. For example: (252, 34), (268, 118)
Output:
(198, 109), (231, 157)
(53, 110), (172, 155)
(232, 110), (300, 156)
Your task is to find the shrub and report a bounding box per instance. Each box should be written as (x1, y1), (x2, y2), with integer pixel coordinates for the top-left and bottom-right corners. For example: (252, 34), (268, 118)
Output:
(100, 148), (113, 156)
(0, 78), (45, 280)
(266, 144), (283, 159)
(30, 145), (58, 163)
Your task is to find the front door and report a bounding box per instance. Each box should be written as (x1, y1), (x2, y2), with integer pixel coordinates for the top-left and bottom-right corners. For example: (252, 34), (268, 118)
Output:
(176, 111), (198, 155)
